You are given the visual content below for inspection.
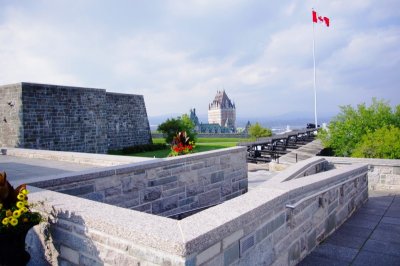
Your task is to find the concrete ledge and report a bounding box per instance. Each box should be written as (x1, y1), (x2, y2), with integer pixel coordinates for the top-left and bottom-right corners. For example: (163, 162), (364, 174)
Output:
(265, 157), (328, 185)
(26, 146), (246, 187)
(4, 147), (155, 166)
(323, 156), (400, 166)
(28, 187), (187, 259)
(22, 159), (163, 187)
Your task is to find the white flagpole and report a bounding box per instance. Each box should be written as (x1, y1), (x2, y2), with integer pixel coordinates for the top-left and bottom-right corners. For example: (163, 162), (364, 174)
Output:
(312, 18), (318, 128)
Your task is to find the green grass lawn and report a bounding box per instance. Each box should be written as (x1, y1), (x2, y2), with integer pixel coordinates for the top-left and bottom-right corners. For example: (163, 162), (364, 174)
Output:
(124, 137), (252, 158)
(196, 138), (252, 143)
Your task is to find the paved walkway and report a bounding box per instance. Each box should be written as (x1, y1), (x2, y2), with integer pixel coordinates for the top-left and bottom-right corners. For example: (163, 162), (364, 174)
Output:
(247, 163), (277, 190)
(0, 155), (98, 182)
(299, 191), (400, 265)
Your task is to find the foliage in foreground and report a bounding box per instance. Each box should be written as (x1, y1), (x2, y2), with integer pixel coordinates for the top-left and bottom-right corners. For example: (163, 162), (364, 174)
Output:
(0, 172), (42, 233)
(318, 98), (400, 158)
(248, 122), (272, 139)
(157, 114), (197, 144)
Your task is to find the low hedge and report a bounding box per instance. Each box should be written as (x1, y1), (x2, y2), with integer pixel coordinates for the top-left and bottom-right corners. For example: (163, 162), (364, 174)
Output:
(110, 143), (168, 155)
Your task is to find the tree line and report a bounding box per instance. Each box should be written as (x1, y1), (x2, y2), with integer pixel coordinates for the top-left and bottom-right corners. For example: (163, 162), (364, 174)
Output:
(157, 116), (272, 144)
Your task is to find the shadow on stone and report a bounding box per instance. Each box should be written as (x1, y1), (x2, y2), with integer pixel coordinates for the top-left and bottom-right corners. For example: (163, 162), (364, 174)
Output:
(27, 209), (102, 265)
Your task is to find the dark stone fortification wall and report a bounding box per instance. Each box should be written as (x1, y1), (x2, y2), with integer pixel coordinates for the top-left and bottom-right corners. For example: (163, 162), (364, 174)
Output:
(21, 83), (108, 153)
(0, 82), (151, 153)
(106, 92), (151, 150)
(0, 83), (23, 147)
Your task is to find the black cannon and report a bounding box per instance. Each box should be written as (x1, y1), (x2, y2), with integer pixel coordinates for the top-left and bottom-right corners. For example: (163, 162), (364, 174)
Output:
(306, 123), (320, 129)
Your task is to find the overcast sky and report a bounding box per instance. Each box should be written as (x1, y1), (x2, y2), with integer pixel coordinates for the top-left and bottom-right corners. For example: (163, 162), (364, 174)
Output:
(1, 0), (399, 121)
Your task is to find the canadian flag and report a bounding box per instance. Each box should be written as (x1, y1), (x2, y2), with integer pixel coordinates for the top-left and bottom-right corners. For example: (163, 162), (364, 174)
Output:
(312, 10), (330, 27)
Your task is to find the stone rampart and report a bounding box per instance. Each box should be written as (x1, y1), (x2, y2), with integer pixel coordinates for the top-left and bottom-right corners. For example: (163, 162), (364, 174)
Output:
(0, 83), (22, 147)
(0, 82), (151, 153)
(27, 156), (368, 265)
(106, 92), (151, 150)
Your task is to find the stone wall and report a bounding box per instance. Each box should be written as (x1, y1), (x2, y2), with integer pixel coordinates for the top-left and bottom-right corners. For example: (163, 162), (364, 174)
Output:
(269, 157), (329, 183)
(325, 157), (400, 191)
(0, 82), (151, 153)
(21, 83), (108, 153)
(0, 83), (23, 147)
(192, 164), (368, 266)
(106, 92), (151, 150)
(29, 147), (248, 217)
(27, 157), (368, 265)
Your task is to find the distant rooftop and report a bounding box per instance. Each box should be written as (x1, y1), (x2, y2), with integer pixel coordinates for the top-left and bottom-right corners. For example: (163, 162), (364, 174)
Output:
(209, 90), (235, 110)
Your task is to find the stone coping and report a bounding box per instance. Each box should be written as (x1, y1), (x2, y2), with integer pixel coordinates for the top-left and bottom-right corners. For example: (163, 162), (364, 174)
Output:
(3, 147), (155, 167)
(323, 156), (400, 167)
(28, 159), (368, 257)
(22, 146), (246, 188)
(20, 159), (160, 188)
(4, 146), (246, 167)
(28, 186), (185, 254)
(266, 157), (326, 184)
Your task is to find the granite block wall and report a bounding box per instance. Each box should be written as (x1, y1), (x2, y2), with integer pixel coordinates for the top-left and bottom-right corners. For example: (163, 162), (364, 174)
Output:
(27, 158), (368, 265)
(0, 82), (151, 153)
(196, 166), (368, 266)
(30, 147), (248, 217)
(325, 157), (400, 191)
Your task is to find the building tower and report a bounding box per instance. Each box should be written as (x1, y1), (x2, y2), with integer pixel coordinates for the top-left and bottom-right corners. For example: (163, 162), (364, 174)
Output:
(208, 90), (236, 131)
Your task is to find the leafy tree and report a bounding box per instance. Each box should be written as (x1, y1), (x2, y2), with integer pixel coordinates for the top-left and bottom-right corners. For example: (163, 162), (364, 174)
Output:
(352, 125), (400, 159)
(319, 98), (400, 157)
(181, 114), (195, 133)
(395, 105), (400, 126)
(248, 123), (272, 139)
(180, 114), (197, 142)
(157, 118), (180, 144)
(157, 115), (197, 144)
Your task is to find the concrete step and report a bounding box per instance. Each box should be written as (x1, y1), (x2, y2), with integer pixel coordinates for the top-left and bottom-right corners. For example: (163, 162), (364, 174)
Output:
(271, 139), (323, 168)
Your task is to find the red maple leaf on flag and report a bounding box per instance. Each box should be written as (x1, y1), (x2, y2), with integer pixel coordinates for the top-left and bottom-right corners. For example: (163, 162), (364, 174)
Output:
(312, 10), (330, 27)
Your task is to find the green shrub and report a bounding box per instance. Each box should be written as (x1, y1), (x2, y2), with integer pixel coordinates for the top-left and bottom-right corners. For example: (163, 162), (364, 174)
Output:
(157, 114), (197, 144)
(319, 98), (400, 157)
(248, 123), (272, 139)
(352, 125), (400, 159)
(109, 143), (168, 155)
